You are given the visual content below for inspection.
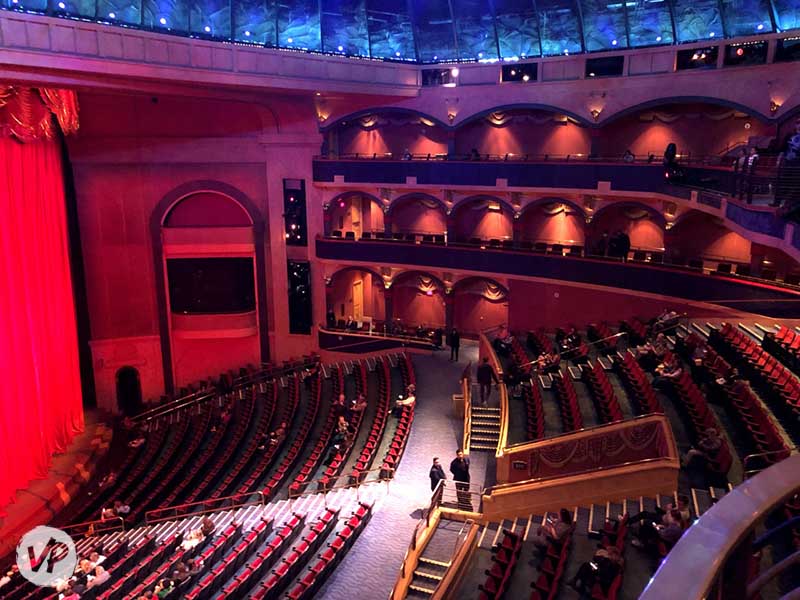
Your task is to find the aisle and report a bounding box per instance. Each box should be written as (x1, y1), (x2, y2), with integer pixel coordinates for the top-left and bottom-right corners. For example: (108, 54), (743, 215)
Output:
(316, 342), (485, 599)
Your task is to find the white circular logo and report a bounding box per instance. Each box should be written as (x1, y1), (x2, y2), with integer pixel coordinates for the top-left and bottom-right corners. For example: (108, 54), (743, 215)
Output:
(16, 525), (77, 587)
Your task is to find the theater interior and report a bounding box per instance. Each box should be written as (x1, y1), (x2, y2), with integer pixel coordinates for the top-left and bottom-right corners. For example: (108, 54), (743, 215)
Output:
(1, 1), (800, 598)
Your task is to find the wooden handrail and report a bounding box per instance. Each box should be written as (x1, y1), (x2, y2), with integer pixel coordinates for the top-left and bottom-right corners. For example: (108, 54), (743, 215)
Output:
(461, 377), (471, 455)
(477, 331), (509, 457)
(62, 516), (125, 538)
(144, 491), (265, 524)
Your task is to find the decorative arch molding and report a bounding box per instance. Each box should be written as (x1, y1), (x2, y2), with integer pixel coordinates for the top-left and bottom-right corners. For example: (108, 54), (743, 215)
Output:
(320, 107), (449, 132)
(326, 190), (384, 211)
(452, 276), (509, 298)
(390, 270), (447, 292)
(669, 208), (727, 230)
(451, 194), (516, 215)
(150, 180), (268, 393)
(591, 201), (667, 228)
(387, 192), (448, 217)
(328, 265), (388, 287)
(599, 96), (771, 126)
(454, 103), (593, 129)
(518, 197), (588, 219)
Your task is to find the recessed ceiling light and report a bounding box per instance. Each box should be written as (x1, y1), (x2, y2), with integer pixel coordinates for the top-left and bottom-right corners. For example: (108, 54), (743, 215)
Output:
(159, 17), (167, 25)
(244, 30), (250, 36)
(204, 25), (210, 32)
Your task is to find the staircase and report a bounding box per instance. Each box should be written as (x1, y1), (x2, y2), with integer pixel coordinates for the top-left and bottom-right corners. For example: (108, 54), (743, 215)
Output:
(470, 405), (501, 451)
(406, 519), (465, 597)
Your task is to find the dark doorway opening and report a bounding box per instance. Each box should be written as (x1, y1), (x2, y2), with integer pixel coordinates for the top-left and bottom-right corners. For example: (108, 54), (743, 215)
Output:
(116, 366), (143, 416)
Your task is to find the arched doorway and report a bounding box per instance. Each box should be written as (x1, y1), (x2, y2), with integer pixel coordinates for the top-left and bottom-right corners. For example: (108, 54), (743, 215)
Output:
(452, 277), (509, 335)
(451, 196), (514, 243)
(387, 194), (447, 237)
(518, 200), (586, 246)
(116, 366), (143, 416)
(589, 202), (666, 256)
(326, 192), (385, 237)
(391, 271), (446, 331)
(326, 267), (386, 331)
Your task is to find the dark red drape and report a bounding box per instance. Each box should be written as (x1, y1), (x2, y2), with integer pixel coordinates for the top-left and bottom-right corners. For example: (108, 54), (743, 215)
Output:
(0, 134), (84, 515)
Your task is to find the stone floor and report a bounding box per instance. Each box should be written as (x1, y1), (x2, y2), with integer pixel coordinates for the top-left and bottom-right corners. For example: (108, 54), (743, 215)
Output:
(316, 341), (484, 599)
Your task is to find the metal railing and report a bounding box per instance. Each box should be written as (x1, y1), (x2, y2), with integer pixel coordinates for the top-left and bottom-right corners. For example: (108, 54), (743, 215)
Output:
(144, 491), (265, 524)
(61, 516), (126, 539)
(742, 446), (798, 479)
(462, 377), (472, 454)
(319, 325), (437, 349)
(286, 465), (393, 501)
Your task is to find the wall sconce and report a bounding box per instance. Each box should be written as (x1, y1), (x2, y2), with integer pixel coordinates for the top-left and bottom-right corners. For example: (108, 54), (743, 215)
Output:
(487, 201), (502, 212)
(663, 201), (677, 217)
(665, 221), (674, 230)
(585, 215), (593, 224)
(513, 211), (521, 220)
(324, 276), (332, 286)
(322, 201), (330, 211)
(317, 113), (328, 123)
(446, 208), (452, 216)
(590, 109), (601, 122)
(383, 281), (392, 290)
(448, 112), (456, 124)
(770, 100), (780, 114)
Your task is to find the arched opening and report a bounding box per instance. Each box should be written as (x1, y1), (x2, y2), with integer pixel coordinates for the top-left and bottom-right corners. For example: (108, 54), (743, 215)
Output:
(389, 194), (447, 237)
(452, 277), (509, 336)
(666, 210), (752, 265)
(589, 203), (665, 256)
(326, 268), (386, 331)
(596, 102), (775, 159)
(334, 110), (449, 157)
(116, 366), (143, 416)
(455, 108), (591, 158)
(327, 193), (385, 237)
(452, 196), (514, 243)
(154, 185), (265, 390)
(518, 200), (586, 246)
(391, 271), (446, 331)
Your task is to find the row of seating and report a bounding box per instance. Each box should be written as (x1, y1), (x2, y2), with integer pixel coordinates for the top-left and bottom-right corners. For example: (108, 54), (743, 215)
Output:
(620, 318), (648, 346)
(763, 324), (800, 376)
(479, 529), (522, 599)
(234, 376), (302, 497)
(318, 362), (370, 491)
(250, 509), (341, 600)
(530, 523), (574, 600)
(212, 381), (277, 499)
(285, 502), (374, 599)
(681, 338), (791, 469)
(551, 373), (584, 432)
(289, 367), (344, 495)
(382, 354), (416, 477)
(183, 517), (299, 600)
(712, 323), (800, 422)
(661, 351), (734, 475)
(614, 353), (663, 415)
(260, 373), (321, 500)
(582, 362), (624, 424)
(179, 392), (254, 508)
(587, 322), (620, 355)
(527, 328), (556, 356)
(350, 357), (392, 484)
(523, 382), (546, 440)
(592, 515), (628, 599)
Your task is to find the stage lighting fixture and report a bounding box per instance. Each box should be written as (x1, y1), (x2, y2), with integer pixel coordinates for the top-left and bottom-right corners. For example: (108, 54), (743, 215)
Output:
(57, 1), (65, 7)
(108, 11), (115, 17)
(159, 17), (167, 25)
(204, 25), (211, 32)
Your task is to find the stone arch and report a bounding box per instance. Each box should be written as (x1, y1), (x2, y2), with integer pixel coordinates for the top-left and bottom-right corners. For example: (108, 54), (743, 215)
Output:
(666, 209), (752, 265)
(387, 193), (448, 237)
(589, 201), (667, 256)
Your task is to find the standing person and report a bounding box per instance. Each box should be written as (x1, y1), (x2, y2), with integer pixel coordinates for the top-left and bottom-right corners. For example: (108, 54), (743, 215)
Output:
(477, 357), (499, 407)
(449, 449), (472, 511)
(448, 328), (461, 362)
(429, 457), (446, 491)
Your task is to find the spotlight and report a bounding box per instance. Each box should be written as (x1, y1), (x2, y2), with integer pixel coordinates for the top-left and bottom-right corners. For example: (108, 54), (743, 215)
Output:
(159, 16), (167, 25)
(656, 35), (662, 42)
(287, 37), (293, 43)
(478, 52), (484, 58)
(57, 1), (65, 7)
(522, 74), (530, 82)
(757, 23), (764, 30)
(589, 72), (596, 77)
(433, 55), (438, 60)
(108, 11), (115, 17)
(563, 49), (569, 55)
(337, 45), (344, 51)
(315, 92), (321, 96)
(736, 47), (744, 56)
(611, 39), (617, 46)
(395, 51), (401, 57)
(510, 69), (516, 76)
(709, 31), (715, 37)
(450, 67), (459, 77)
(338, 200), (345, 208)
(12, 0), (18, 4)
(244, 30), (251, 36)
(204, 25), (210, 32)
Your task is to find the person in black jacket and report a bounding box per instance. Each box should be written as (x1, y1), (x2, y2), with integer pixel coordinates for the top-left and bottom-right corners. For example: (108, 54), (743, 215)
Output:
(429, 457), (446, 491)
(449, 450), (472, 510)
(477, 357), (499, 406)
(448, 328), (461, 361)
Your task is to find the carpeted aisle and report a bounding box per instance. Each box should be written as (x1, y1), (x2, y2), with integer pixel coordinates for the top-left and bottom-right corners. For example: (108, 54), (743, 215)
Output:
(316, 342), (485, 599)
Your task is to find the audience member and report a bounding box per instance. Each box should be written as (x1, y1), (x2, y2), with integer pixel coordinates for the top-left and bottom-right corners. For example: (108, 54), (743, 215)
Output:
(476, 357), (499, 407)
(154, 578), (174, 598)
(531, 508), (573, 551)
(684, 427), (723, 468)
(652, 356), (682, 389)
(448, 328), (461, 362)
(201, 516), (216, 537)
(569, 546), (624, 594)
(631, 509), (684, 550)
(623, 149), (635, 163)
(537, 350), (561, 374)
(87, 565), (109, 589)
(429, 457), (446, 491)
(113, 500), (130, 516)
(181, 528), (204, 551)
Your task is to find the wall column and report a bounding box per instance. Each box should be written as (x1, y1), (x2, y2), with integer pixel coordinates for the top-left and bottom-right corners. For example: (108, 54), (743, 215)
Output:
(513, 217), (524, 243)
(384, 286), (394, 327)
(446, 213), (456, 243)
(384, 213), (393, 235)
(445, 292), (455, 332)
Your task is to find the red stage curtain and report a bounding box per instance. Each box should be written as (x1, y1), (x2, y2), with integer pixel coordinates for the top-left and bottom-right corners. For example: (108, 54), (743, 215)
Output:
(0, 91), (83, 515)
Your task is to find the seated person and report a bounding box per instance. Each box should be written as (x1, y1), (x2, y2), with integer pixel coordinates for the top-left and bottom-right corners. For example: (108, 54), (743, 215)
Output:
(100, 506), (117, 521)
(569, 546), (624, 594)
(505, 362), (522, 397)
(200, 516), (215, 537)
(332, 415), (351, 446)
(113, 500), (130, 517)
(172, 562), (191, 584)
(181, 528), (205, 551)
(684, 428), (723, 468)
(332, 393), (347, 417)
(629, 495), (691, 528)
(154, 578), (175, 598)
(652, 309), (679, 334)
(267, 422), (288, 448)
(652, 357), (682, 389)
(415, 324), (425, 338)
(86, 565), (109, 589)
(349, 394), (368, 415)
(632, 509), (684, 550)
(531, 508), (573, 550)
(639, 333), (668, 371)
(394, 388), (416, 416)
(537, 350), (561, 374)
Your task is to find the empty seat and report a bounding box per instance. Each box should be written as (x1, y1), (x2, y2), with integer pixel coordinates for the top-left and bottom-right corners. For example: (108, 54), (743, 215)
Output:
(632, 250), (647, 261)
(761, 268), (777, 281)
(716, 262), (732, 274)
(434, 234), (446, 244)
(534, 242), (548, 253)
(688, 258), (704, 270)
(344, 231), (355, 240)
(650, 252), (664, 263)
(469, 237), (482, 245)
(422, 234), (434, 243)
(361, 231), (372, 240)
(331, 230), (342, 238)
(501, 239), (514, 249)
(735, 263), (751, 276)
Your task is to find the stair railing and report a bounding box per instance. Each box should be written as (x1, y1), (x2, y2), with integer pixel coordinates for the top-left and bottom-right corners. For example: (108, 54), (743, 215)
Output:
(742, 446), (798, 479)
(286, 465), (394, 503)
(61, 515), (126, 539)
(144, 490), (265, 524)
